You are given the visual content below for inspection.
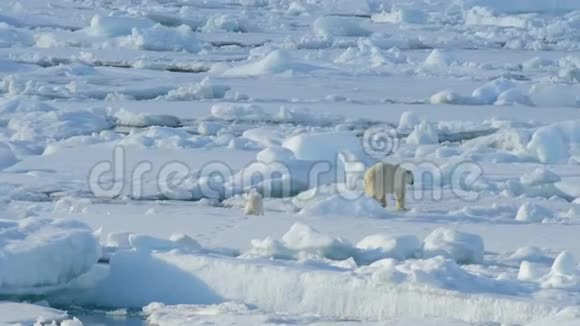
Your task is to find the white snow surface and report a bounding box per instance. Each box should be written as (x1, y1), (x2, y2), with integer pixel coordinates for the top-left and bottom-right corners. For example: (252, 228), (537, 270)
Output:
(1, 0), (580, 323)
(0, 302), (77, 325)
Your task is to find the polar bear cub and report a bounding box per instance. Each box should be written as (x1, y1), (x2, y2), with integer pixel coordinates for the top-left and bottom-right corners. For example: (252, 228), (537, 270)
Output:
(244, 188), (264, 216)
(364, 162), (414, 211)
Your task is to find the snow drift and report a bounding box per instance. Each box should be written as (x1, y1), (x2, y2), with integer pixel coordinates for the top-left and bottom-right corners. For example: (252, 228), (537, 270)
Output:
(0, 217), (100, 294)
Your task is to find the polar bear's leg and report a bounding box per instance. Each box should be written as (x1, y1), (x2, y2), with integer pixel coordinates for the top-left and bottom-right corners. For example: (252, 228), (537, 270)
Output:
(379, 190), (387, 208)
(365, 163), (387, 207)
(395, 190), (405, 211)
(394, 170), (407, 211)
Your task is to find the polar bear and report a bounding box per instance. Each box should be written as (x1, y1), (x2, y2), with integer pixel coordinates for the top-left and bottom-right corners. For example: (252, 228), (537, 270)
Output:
(244, 188), (264, 216)
(364, 162), (414, 210)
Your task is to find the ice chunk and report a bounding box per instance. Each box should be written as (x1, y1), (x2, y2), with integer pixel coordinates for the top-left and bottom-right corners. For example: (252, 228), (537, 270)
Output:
(8, 109), (113, 142)
(162, 78), (230, 100)
(106, 232), (134, 249)
(406, 121), (439, 145)
(298, 193), (390, 219)
(371, 8), (427, 25)
(281, 223), (355, 261)
(210, 103), (268, 121)
(198, 121), (224, 136)
(520, 168), (561, 186)
(0, 302), (71, 325)
(256, 146), (295, 163)
(515, 202), (551, 223)
(224, 50), (322, 77)
(0, 217), (100, 293)
(85, 14), (154, 37)
(356, 234), (422, 263)
(121, 24), (201, 53)
(114, 109), (181, 128)
(471, 78), (515, 105)
(424, 49), (453, 67)
(517, 261), (545, 282)
(282, 132), (364, 162)
(430, 89), (468, 105)
(526, 120), (580, 164)
(398, 111), (421, 132)
(540, 251), (578, 289)
(201, 14), (258, 33)
(312, 16), (371, 38)
(423, 228), (484, 264)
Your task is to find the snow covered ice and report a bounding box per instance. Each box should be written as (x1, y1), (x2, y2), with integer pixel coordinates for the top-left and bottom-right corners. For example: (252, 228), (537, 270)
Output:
(1, 0), (580, 324)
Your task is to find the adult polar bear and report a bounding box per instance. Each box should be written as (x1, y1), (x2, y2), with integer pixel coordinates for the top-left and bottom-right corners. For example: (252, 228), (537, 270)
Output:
(364, 162), (414, 210)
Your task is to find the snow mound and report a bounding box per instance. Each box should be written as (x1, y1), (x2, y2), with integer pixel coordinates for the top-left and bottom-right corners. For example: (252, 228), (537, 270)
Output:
(298, 193), (390, 219)
(518, 261), (546, 282)
(540, 251), (578, 289)
(121, 24), (201, 53)
(357, 256), (496, 293)
(256, 146), (295, 163)
(53, 197), (92, 215)
(520, 168), (561, 186)
(244, 222), (356, 261)
(356, 234), (422, 263)
(495, 88), (534, 106)
(282, 131), (364, 162)
(465, 6), (534, 28)
(398, 111), (421, 132)
(114, 109), (181, 128)
(430, 78), (531, 106)
(224, 50), (322, 77)
(406, 121), (439, 145)
(0, 217), (100, 293)
(423, 228), (484, 264)
(0, 142), (18, 170)
(119, 126), (196, 150)
(129, 234), (202, 252)
(430, 89), (467, 105)
(197, 121), (224, 136)
(8, 109), (113, 142)
(526, 120), (580, 164)
(85, 14), (154, 37)
(334, 39), (401, 68)
(371, 8), (427, 25)
(424, 49), (453, 67)
(472, 78), (517, 105)
(107, 232), (203, 253)
(312, 16), (371, 38)
(201, 14), (258, 33)
(515, 202), (552, 223)
(161, 78), (230, 100)
(0, 302), (73, 325)
(210, 103), (268, 121)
